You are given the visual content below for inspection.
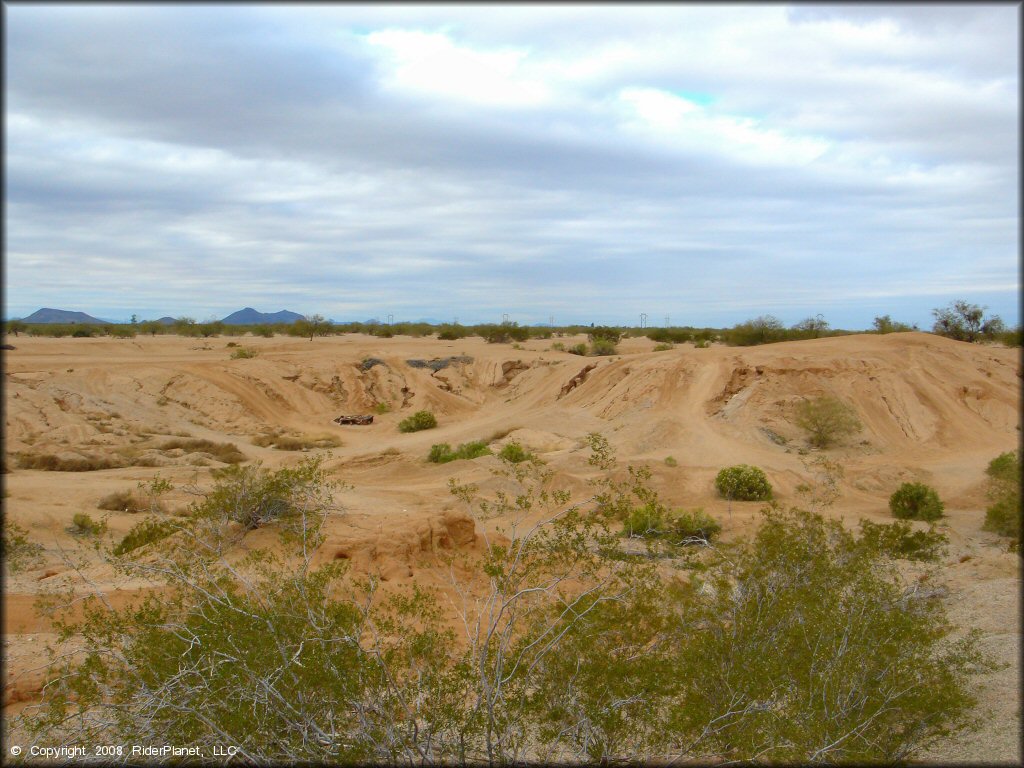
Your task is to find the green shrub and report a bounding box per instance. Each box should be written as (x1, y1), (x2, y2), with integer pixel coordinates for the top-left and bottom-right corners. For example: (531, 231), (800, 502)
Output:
(374, 402), (392, 415)
(794, 396), (862, 448)
(664, 456), (678, 467)
(71, 513), (106, 536)
(588, 326), (622, 344)
(858, 520), (948, 561)
(398, 410), (438, 433)
(653, 343), (673, 352)
(550, 342), (566, 351)
(112, 517), (177, 556)
(983, 450), (1021, 538)
(498, 441), (533, 463)
(668, 508), (721, 543)
(715, 464), (773, 501)
(589, 338), (617, 356)
(159, 438), (246, 464)
(625, 502), (664, 537)
(429, 440), (492, 464)
(231, 347), (258, 359)
(192, 457), (334, 530)
(568, 343), (588, 356)
(889, 482), (944, 521)
(3, 521), (44, 573)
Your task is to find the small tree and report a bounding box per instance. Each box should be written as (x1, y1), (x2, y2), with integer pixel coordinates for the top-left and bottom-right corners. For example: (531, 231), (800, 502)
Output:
(889, 482), (944, 521)
(794, 396), (862, 448)
(873, 315), (918, 334)
(932, 301), (1004, 343)
(6, 319), (27, 337)
(793, 314), (829, 338)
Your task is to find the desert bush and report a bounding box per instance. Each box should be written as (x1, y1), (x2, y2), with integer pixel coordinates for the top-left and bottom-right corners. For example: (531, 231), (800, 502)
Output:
(253, 433), (341, 451)
(932, 300), (1004, 343)
(231, 346), (258, 359)
(427, 441), (491, 464)
(16, 452), (122, 472)
(498, 440), (533, 463)
(20, 442), (988, 764)
(873, 315), (918, 334)
(550, 342), (566, 351)
(889, 482), (944, 521)
(252, 325), (275, 338)
(112, 517), (177, 556)
(653, 342), (673, 352)
(983, 450), (1021, 539)
(398, 410), (437, 433)
(589, 338), (617, 356)
(71, 513), (106, 536)
(97, 489), (146, 514)
(108, 325), (136, 339)
(191, 456), (335, 531)
(715, 464), (772, 501)
(3, 520), (43, 572)
(664, 456), (678, 467)
(374, 402), (392, 414)
(858, 519), (948, 561)
(792, 314), (830, 339)
(793, 395), (862, 448)
(159, 438), (246, 464)
(436, 324), (468, 340)
(624, 502), (664, 537)
(668, 508), (722, 543)
(726, 315), (785, 346)
(646, 328), (691, 344)
(568, 343), (588, 356)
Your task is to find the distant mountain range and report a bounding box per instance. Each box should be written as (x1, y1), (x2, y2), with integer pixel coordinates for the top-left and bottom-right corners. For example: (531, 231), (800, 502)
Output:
(19, 308), (111, 324)
(220, 308), (306, 325)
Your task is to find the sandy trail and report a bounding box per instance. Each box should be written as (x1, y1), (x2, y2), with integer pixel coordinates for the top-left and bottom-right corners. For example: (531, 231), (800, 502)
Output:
(3, 331), (1020, 760)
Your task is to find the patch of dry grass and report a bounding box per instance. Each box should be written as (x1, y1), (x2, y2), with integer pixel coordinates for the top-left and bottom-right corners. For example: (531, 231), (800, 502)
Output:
(159, 438), (246, 464)
(252, 431), (341, 451)
(16, 452), (123, 472)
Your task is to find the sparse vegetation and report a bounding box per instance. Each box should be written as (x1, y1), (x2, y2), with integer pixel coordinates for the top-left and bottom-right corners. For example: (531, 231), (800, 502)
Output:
(97, 489), (147, 514)
(253, 432), (342, 451)
(873, 315), (918, 334)
(398, 410), (437, 433)
(715, 464), (772, 501)
(71, 513), (106, 536)
(889, 482), (944, 521)
(230, 346), (258, 359)
(983, 449), (1021, 540)
(427, 441), (492, 464)
(794, 395), (863, 448)
(664, 456), (678, 467)
(3, 520), (43, 572)
(160, 438), (246, 464)
(498, 440), (533, 463)
(112, 517), (177, 556)
(858, 519), (948, 561)
(374, 402), (392, 414)
(26, 441), (987, 764)
(16, 452), (122, 472)
(652, 342), (673, 351)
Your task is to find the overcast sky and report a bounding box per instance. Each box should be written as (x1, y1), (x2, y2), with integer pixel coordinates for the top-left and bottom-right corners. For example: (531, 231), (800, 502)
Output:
(5, 4), (1019, 328)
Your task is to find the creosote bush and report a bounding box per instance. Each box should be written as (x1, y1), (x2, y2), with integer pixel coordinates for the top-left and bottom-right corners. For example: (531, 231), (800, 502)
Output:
(398, 410), (437, 433)
(983, 449), (1021, 539)
(794, 395), (862, 448)
(3, 520), (44, 573)
(714, 464), (772, 501)
(858, 519), (948, 561)
(498, 440), (533, 463)
(71, 513), (106, 536)
(427, 441), (492, 464)
(889, 482), (944, 521)
(113, 517), (177, 556)
(24, 444), (989, 764)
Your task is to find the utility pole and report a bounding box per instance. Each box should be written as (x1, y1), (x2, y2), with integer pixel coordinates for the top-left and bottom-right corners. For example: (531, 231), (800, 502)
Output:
(640, 313), (647, 329)
(665, 315), (670, 328)
(502, 313), (510, 324)
(387, 313), (393, 326)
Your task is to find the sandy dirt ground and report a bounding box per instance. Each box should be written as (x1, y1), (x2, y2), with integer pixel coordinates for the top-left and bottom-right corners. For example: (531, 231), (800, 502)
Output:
(3, 331), (1020, 761)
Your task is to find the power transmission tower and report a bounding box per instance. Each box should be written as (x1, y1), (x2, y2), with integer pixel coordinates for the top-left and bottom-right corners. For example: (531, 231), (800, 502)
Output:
(640, 313), (647, 329)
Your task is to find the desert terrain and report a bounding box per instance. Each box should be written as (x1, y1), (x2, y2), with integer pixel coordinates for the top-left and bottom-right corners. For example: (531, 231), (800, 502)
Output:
(2, 331), (1020, 762)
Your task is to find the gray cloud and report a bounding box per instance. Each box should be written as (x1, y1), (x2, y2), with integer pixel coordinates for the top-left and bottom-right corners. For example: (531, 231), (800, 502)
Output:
(5, 5), (1018, 328)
